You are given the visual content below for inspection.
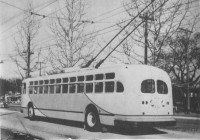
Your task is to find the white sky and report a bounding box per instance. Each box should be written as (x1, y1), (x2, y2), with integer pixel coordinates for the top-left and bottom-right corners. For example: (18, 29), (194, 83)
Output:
(0, 0), (127, 78)
(0, 0), (199, 79)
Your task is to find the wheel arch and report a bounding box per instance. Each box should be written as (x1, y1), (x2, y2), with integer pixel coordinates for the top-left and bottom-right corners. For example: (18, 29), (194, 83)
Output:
(84, 104), (99, 114)
(27, 102), (33, 108)
(84, 104), (101, 122)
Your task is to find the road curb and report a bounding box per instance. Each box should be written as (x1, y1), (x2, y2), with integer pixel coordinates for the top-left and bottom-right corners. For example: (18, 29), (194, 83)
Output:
(174, 116), (200, 120)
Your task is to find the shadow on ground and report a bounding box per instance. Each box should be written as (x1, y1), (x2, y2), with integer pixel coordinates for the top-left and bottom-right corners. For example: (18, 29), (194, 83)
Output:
(25, 116), (167, 136)
(103, 125), (167, 136)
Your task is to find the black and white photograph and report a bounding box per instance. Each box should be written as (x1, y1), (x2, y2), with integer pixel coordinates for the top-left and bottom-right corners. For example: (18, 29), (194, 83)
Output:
(0, 0), (200, 139)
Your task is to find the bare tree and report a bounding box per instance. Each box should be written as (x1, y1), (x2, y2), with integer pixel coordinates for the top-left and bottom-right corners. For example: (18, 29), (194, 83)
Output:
(112, 0), (194, 65)
(165, 30), (200, 89)
(10, 3), (41, 79)
(48, 0), (96, 71)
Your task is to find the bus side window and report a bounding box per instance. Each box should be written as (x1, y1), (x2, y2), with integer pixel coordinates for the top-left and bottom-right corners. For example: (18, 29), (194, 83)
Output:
(105, 73), (115, 79)
(39, 86), (43, 94)
(44, 85), (48, 94)
(86, 83), (93, 93)
(55, 85), (61, 94)
(50, 85), (54, 94)
(63, 78), (68, 83)
(30, 81), (33, 85)
(95, 82), (103, 93)
(95, 74), (104, 80)
(77, 83), (84, 93)
(116, 81), (124, 93)
(62, 84), (68, 93)
(34, 86), (38, 94)
(78, 76), (84, 82)
(105, 81), (114, 93)
(29, 87), (33, 94)
(70, 77), (76, 83)
(69, 84), (76, 93)
(86, 75), (93, 81)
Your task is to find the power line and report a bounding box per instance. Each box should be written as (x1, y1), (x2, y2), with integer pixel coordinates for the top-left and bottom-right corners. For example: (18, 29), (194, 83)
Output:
(0, 1), (27, 12)
(1, 0), (200, 56)
(0, 0), (56, 26)
(1, 0), (59, 34)
(1, 0), (199, 42)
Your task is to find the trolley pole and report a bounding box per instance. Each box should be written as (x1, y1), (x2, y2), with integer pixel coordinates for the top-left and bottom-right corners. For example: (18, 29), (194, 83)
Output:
(140, 13), (154, 64)
(23, 36), (34, 78)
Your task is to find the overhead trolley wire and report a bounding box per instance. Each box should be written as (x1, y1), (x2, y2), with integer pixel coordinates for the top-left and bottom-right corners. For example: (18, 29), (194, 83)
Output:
(94, 0), (170, 68)
(0, 0), (55, 25)
(3, 1), (200, 58)
(82, 0), (156, 68)
(1, 0), (199, 57)
(0, 0), (59, 34)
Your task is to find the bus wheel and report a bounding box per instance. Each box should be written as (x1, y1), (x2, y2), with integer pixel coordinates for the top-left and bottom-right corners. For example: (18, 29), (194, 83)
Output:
(85, 108), (101, 131)
(28, 105), (35, 120)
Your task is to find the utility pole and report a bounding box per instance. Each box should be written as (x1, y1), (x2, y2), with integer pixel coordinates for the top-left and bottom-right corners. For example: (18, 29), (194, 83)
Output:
(178, 27), (192, 113)
(23, 36), (34, 78)
(36, 61), (45, 76)
(139, 13), (154, 64)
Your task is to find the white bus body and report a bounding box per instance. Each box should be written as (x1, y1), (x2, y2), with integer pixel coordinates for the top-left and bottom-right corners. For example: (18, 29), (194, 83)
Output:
(21, 65), (176, 130)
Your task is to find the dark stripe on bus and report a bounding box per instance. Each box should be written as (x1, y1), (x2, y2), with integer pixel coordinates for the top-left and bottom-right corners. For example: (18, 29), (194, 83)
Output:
(21, 107), (172, 117)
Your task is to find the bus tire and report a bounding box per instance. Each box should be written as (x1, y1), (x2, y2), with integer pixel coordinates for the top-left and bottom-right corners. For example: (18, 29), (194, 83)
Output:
(85, 108), (101, 131)
(28, 105), (35, 120)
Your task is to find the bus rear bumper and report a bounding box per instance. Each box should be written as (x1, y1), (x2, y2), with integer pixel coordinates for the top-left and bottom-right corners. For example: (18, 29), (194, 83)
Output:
(114, 115), (176, 127)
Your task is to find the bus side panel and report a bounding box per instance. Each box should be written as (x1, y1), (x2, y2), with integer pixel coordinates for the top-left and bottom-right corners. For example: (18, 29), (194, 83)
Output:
(29, 94), (91, 122)
(34, 109), (84, 122)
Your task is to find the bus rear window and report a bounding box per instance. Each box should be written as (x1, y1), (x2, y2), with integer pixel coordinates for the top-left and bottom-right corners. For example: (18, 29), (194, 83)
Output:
(141, 79), (155, 93)
(157, 80), (168, 94)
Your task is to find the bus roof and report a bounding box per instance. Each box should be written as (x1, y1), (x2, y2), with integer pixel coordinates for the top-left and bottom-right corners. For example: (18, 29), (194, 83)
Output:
(22, 64), (168, 82)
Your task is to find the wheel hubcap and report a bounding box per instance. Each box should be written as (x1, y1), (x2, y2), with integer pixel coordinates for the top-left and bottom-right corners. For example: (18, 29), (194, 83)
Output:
(29, 107), (33, 117)
(87, 112), (96, 127)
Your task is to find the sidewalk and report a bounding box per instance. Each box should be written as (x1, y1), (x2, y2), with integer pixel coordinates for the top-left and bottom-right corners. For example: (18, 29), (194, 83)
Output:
(0, 108), (17, 116)
(174, 112), (200, 120)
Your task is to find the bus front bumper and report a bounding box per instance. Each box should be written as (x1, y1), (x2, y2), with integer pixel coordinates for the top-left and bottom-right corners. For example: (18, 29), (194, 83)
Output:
(114, 115), (176, 127)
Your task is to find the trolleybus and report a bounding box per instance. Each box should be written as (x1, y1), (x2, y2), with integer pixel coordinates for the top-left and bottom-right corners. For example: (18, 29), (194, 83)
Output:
(21, 64), (176, 131)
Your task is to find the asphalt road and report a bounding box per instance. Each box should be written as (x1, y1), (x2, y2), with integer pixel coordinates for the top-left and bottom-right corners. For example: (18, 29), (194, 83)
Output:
(1, 106), (200, 139)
